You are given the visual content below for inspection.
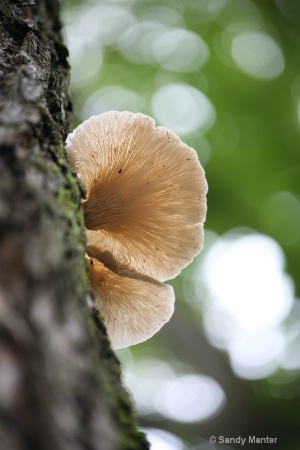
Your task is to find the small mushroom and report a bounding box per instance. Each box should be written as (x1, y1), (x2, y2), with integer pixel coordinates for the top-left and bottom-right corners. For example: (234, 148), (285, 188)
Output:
(66, 111), (207, 282)
(86, 246), (174, 349)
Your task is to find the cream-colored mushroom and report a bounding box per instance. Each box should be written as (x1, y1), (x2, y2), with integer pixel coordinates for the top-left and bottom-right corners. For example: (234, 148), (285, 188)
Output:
(86, 246), (174, 349)
(66, 111), (207, 282)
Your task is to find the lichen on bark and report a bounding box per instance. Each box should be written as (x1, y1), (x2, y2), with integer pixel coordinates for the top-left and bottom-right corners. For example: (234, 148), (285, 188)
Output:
(0, 0), (148, 449)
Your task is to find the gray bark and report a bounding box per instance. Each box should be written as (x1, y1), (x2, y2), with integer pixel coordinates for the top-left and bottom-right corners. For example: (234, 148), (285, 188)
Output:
(0, 1), (148, 449)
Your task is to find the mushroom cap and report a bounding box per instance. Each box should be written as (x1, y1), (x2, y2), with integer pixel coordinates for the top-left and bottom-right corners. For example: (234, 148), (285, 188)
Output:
(66, 111), (207, 282)
(86, 247), (175, 349)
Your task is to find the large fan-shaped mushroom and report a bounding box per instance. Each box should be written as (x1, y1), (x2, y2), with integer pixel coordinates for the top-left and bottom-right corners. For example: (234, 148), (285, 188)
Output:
(66, 111), (207, 282)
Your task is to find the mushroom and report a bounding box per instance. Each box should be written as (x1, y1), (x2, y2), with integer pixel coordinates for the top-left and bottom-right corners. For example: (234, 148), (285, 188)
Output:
(66, 111), (207, 348)
(86, 246), (175, 349)
(66, 111), (207, 282)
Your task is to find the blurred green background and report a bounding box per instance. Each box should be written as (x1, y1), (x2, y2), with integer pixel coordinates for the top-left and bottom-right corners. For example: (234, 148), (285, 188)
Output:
(62, 0), (300, 448)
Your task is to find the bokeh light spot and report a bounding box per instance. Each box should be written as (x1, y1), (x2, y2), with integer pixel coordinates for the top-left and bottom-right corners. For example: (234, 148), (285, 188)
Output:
(229, 329), (285, 379)
(138, 5), (184, 26)
(118, 21), (166, 65)
(231, 31), (285, 80)
(152, 83), (215, 135)
(197, 230), (295, 379)
(203, 305), (244, 350)
(119, 357), (225, 423)
(202, 232), (293, 333)
(153, 28), (210, 73)
(63, 4), (135, 49)
(82, 86), (144, 119)
(157, 374), (226, 423)
(79, 4), (135, 46)
(69, 46), (103, 87)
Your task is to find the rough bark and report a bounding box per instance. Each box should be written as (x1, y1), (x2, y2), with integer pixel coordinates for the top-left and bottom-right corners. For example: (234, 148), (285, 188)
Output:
(0, 1), (149, 449)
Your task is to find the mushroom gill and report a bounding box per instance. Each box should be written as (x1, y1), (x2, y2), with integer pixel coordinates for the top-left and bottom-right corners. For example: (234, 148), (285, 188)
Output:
(86, 246), (174, 349)
(66, 111), (207, 283)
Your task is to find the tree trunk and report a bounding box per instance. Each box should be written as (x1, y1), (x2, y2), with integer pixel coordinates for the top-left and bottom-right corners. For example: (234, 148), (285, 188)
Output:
(0, 1), (148, 449)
